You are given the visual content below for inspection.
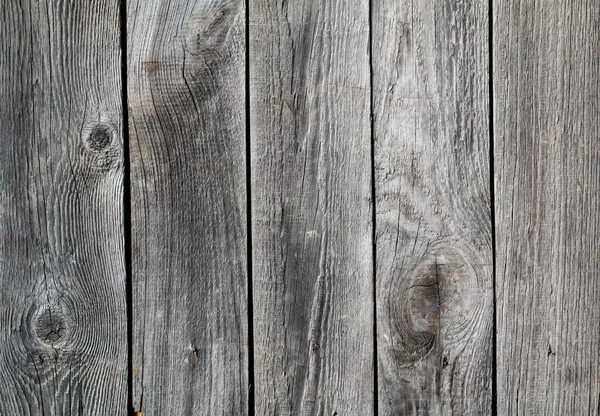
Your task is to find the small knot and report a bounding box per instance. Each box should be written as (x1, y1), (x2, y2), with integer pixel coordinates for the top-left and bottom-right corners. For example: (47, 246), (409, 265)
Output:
(87, 124), (114, 151)
(33, 306), (67, 346)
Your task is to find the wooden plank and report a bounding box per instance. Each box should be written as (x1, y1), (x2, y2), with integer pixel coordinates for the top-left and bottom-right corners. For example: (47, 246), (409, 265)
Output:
(372, 0), (493, 413)
(494, 1), (600, 413)
(127, 0), (248, 414)
(0, 1), (127, 414)
(249, 0), (374, 414)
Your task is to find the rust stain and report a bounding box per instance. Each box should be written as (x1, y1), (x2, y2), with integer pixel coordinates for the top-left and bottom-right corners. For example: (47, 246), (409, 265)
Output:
(143, 61), (159, 71)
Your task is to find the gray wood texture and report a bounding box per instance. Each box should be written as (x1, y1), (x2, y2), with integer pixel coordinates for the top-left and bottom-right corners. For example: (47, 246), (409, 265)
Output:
(127, 0), (248, 414)
(373, 0), (494, 414)
(494, 1), (600, 414)
(249, 0), (374, 413)
(0, 1), (127, 414)
(2, 0), (600, 414)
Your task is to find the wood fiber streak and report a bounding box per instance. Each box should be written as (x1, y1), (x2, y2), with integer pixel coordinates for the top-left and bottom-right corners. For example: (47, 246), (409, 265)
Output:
(372, 0), (493, 414)
(494, 1), (600, 414)
(0, 1), (127, 414)
(127, 0), (248, 414)
(250, 0), (374, 414)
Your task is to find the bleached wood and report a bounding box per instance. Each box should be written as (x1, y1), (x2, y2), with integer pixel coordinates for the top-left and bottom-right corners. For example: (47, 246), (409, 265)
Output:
(249, 0), (375, 413)
(0, 1), (127, 414)
(494, 0), (600, 413)
(127, 0), (248, 413)
(373, 0), (494, 413)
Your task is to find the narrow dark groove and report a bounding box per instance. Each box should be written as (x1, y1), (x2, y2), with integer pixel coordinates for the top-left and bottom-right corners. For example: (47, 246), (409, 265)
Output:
(118, 0), (134, 414)
(367, 0), (379, 413)
(244, 0), (255, 414)
(488, 1), (498, 415)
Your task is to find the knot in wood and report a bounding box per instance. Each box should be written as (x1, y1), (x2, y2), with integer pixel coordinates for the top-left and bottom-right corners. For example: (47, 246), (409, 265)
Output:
(87, 124), (114, 151)
(33, 306), (67, 346)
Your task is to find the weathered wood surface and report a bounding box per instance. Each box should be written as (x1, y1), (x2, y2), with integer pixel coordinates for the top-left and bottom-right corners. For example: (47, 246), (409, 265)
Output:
(2, 0), (600, 413)
(249, 0), (374, 413)
(494, 1), (600, 414)
(373, 0), (494, 414)
(127, 0), (248, 414)
(0, 1), (127, 415)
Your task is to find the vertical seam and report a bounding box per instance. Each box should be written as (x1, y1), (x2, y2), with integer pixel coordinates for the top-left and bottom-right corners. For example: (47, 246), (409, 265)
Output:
(245, 0), (255, 413)
(368, 0), (379, 413)
(489, 0), (498, 415)
(118, 0), (133, 414)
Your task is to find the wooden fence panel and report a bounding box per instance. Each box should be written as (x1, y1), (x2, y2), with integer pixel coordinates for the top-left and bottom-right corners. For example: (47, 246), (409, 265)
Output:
(249, 0), (374, 413)
(127, 0), (248, 414)
(372, 0), (494, 413)
(494, 1), (600, 413)
(2, 0), (599, 414)
(0, 1), (127, 414)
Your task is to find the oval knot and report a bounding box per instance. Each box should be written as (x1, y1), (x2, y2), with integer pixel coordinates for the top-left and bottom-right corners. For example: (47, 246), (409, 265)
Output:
(33, 306), (67, 346)
(87, 124), (114, 151)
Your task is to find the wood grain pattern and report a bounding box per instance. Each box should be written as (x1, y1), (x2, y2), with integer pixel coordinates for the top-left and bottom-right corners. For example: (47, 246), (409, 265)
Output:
(0, 1), (127, 414)
(249, 0), (374, 413)
(127, 0), (248, 414)
(372, 0), (493, 413)
(494, 1), (600, 414)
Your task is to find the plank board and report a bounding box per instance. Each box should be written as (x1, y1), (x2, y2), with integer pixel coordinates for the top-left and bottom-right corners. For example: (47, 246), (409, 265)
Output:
(494, 1), (600, 413)
(249, 0), (374, 413)
(0, 1), (127, 414)
(127, 0), (248, 414)
(372, 0), (494, 413)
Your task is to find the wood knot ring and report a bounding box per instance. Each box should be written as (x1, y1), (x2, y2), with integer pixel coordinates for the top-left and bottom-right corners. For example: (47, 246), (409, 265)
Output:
(87, 124), (114, 151)
(33, 306), (67, 346)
